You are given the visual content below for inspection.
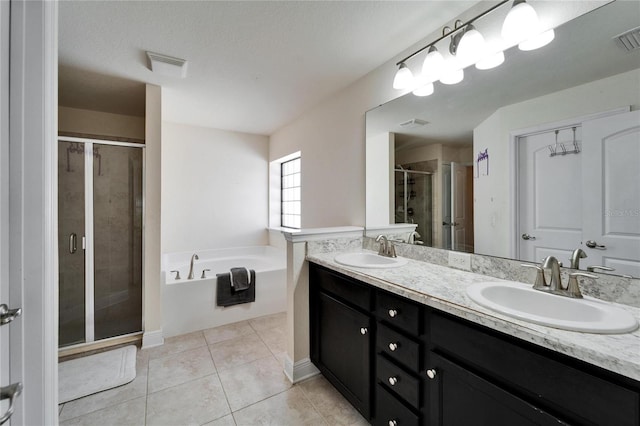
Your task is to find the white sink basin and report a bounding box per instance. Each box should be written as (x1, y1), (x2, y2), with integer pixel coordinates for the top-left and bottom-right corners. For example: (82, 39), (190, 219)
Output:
(467, 281), (638, 334)
(334, 252), (408, 269)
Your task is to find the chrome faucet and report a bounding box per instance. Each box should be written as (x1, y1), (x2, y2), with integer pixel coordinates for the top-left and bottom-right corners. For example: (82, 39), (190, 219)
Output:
(408, 231), (421, 245)
(569, 248), (587, 269)
(522, 256), (598, 299)
(375, 235), (397, 258)
(542, 256), (563, 292)
(188, 253), (199, 279)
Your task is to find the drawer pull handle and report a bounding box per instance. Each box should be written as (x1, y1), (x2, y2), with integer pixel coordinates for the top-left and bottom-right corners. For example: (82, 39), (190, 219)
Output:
(388, 309), (398, 318)
(388, 376), (398, 386)
(388, 342), (399, 351)
(426, 369), (437, 379)
(360, 327), (368, 335)
(388, 421), (398, 426)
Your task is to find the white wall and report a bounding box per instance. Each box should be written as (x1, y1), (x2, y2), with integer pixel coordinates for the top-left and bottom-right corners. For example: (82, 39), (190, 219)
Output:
(161, 122), (269, 253)
(365, 132), (394, 227)
(474, 68), (640, 258)
(59, 106), (144, 140)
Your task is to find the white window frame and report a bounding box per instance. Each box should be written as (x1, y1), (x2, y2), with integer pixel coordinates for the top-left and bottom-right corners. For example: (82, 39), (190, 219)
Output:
(269, 151), (301, 230)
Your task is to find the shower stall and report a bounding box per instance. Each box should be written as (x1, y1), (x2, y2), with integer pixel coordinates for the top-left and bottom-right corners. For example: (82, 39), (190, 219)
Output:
(394, 168), (433, 246)
(58, 137), (144, 348)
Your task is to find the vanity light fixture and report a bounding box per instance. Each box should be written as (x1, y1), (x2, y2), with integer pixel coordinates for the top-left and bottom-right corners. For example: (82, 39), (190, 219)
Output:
(393, 63), (414, 90)
(391, 0), (555, 94)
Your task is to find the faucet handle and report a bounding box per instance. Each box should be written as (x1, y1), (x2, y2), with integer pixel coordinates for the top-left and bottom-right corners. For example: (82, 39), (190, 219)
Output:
(388, 243), (397, 258)
(586, 265), (615, 273)
(170, 270), (181, 280)
(201, 269), (211, 279)
(566, 272), (598, 299)
(521, 264), (546, 289)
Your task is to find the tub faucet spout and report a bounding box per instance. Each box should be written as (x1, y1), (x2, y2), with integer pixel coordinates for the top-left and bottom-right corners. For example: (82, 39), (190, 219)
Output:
(188, 254), (199, 279)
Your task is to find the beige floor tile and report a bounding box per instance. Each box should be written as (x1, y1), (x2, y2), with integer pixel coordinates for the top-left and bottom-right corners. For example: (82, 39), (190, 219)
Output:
(203, 414), (237, 426)
(257, 325), (287, 355)
(209, 333), (271, 371)
(59, 368), (148, 421)
(59, 397), (146, 426)
(218, 355), (292, 411)
(203, 321), (255, 345)
(299, 375), (368, 425)
(146, 374), (230, 426)
(232, 387), (325, 425)
(144, 330), (206, 360)
(248, 312), (286, 332)
(148, 346), (215, 393)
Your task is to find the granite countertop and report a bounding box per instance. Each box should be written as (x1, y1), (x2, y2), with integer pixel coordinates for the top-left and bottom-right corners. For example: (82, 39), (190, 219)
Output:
(307, 249), (640, 382)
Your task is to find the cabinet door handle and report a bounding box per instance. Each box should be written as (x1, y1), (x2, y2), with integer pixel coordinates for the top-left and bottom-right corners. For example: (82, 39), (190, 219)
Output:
(388, 420), (398, 426)
(388, 376), (398, 386)
(388, 342), (399, 351)
(426, 369), (437, 379)
(388, 309), (398, 318)
(360, 327), (368, 335)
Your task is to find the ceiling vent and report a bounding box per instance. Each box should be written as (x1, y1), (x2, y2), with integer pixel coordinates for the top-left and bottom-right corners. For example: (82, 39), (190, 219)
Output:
(399, 119), (429, 128)
(614, 26), (640, 52)
(146, 51), (188, 78)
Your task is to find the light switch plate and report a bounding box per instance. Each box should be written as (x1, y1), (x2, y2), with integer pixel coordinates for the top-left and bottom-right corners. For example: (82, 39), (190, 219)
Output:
(448, 251), (471, 271)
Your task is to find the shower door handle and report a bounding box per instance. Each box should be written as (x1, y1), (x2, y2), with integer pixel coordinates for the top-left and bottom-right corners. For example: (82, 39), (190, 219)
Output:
(69, 233), (77, 254)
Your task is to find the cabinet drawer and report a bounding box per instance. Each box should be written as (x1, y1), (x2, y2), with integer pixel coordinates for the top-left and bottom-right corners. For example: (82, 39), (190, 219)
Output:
(376, 291), (421, 335)
(377, 323), (421, 372)
(374, 384), (420, 426)
(430, 312), (640, 426)
(311, 264), (372, 311)
(377, 354), (420, 409)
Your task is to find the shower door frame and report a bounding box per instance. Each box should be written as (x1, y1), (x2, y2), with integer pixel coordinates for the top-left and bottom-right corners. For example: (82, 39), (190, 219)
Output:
(58, 136), (145, 348)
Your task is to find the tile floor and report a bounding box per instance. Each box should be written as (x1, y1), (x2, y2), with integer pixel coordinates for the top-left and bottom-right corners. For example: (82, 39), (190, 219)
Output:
(58, 312), (368, 425)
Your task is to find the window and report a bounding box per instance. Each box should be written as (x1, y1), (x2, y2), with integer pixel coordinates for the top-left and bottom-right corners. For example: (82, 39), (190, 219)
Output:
(281, 156), (301, 229)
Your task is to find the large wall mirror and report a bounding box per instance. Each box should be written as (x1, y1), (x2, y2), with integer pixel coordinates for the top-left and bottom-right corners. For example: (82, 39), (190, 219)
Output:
(366, 0), (640, 278)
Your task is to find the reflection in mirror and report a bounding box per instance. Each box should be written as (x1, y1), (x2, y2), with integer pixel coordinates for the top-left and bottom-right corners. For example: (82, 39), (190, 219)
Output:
(365, 1), (640, 278)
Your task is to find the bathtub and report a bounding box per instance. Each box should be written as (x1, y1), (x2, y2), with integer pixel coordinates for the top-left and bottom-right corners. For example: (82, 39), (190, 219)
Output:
(162, 246), (286, 338)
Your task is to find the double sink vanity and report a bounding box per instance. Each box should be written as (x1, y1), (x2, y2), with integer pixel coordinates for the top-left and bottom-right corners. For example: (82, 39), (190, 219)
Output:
(307, 243), (640, 425)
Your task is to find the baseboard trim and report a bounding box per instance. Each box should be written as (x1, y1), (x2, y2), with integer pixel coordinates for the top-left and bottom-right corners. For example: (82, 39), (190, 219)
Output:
(283, 355), (320, 384)
(142, 329), (164, 349)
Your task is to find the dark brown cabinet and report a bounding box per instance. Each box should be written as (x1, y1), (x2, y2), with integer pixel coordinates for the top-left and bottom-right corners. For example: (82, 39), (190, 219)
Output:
(309, 262), (640, 426)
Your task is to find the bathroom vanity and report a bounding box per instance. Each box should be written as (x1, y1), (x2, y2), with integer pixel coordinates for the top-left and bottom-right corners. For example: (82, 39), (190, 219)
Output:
(308, 254), (640, 426)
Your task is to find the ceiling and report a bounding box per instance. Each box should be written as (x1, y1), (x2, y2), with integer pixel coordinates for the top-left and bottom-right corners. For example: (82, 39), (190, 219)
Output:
(58, 0), (478, 135)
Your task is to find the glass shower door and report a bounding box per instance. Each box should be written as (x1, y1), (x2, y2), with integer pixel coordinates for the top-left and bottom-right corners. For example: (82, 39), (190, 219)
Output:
(93, 144), (143, 340)
(58, 142), (86, 347)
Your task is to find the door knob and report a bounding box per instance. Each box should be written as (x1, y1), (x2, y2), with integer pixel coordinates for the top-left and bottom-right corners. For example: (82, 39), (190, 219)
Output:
(521, 233), (536, 240)
(0, 382), (23, 425)
(0, 304), (22, 326)
(426, 369), (437, 379)
(388, 376), (398, 386)
(388, 342), (399, 352)
(586, 240), (606, 249)
(388, 421), (398, 426)
(360, 327), (368, 335)
(388, 309), (398, 318)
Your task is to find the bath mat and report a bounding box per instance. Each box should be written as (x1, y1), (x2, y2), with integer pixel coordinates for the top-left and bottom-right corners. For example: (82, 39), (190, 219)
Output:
(58, 345), (137, 403)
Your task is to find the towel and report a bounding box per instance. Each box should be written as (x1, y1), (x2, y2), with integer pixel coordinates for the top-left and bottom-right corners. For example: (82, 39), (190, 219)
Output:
(230, 267), (252, 291)
(216, 270), (256, 307)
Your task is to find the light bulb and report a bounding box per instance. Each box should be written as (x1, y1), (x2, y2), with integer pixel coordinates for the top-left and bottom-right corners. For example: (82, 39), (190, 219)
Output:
(393, 63), (414, 90)
(501, 0), (539, 45)
(421, 46), (445, 83)
(412, 82), (434, 97)
(519, 29), (555, 51)
(457, 25), (486, 66)
(476, 50), (505, 70)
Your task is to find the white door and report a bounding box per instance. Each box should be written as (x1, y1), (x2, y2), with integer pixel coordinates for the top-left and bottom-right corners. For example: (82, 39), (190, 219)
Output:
(451, 163), (473, 253)
(582, 111), (640, 277)
(517, 129), (583, 264)
(3, 1), (58, 424)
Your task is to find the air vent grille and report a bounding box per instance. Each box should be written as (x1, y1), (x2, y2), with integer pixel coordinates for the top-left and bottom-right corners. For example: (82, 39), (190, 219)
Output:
(399, 119), (429, 128)
(614, 26), (640, 52)
(146, 51), (188, 78)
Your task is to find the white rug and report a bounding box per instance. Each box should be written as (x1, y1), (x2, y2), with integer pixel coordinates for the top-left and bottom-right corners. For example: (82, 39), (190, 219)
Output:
(59, 345), (137, 403)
